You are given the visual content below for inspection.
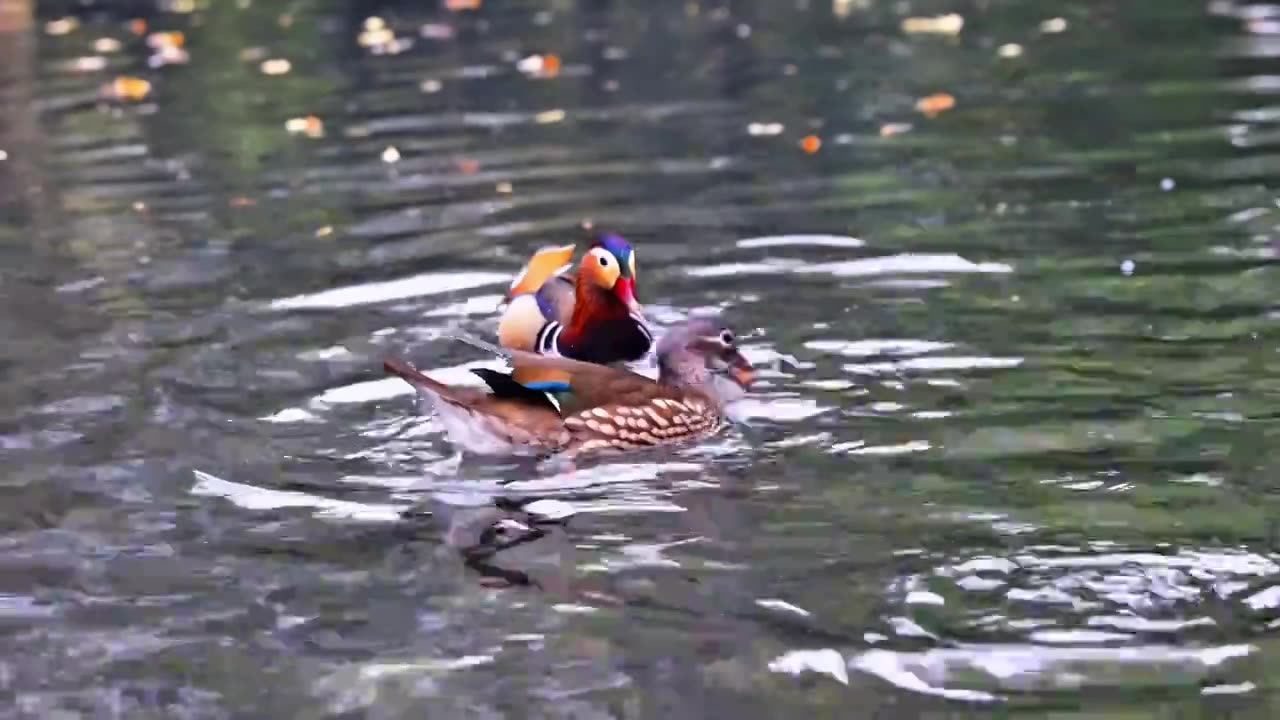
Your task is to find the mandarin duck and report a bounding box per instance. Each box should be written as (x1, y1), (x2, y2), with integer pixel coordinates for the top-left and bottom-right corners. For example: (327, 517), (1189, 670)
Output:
(497, 233), (652, 390)
(382, 318), (755, 458)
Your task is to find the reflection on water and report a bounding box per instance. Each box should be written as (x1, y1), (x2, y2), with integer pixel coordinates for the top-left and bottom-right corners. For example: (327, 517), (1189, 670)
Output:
(5, 0), (1280, 716)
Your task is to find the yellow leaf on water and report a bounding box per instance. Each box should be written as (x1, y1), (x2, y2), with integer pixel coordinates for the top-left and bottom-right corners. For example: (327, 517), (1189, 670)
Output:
(534, 108), (566, 124)
(901, 14), (963, 36)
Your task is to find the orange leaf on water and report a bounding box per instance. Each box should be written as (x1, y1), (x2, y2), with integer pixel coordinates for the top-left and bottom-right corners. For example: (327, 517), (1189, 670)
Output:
(128, 18), (147, 35)
(444, 0), (482, 10)
(517, 53), (561, 78)
(285, 115), (325, 138)
(915, 92), (955, 118)
(455, 158), (480, 174)
(799, 135), (822, 153)
(228, 196), (257, 207)
(106, 76), (152, 101)
(146, 31), (185, 49)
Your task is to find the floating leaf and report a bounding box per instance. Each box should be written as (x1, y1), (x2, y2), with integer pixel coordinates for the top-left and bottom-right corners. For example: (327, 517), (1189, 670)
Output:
(1040, 17), (1068, 34)
(517, 53), (561, 78)
(747, 122), (784, 136)
(128, 18), (147, 36)
(534, 108), (566, 124)
(45, 17), (80, 36)
(146, 31), (185, 49)
(998, 43), (1024, 58)
(70, 56), (108, 73)
(93, 37), (123, 53)
(901, 14), (963, 36)
(445, 0), (482, 10)
(799, 135), (822, 153)
(260, 58), (292, 75)
(105, 76), (152, 101)
(916, 92), (956, 118)
(879, 122), (913, 137)
(151, 48), (190, 67)
(285, 115), (325, 138)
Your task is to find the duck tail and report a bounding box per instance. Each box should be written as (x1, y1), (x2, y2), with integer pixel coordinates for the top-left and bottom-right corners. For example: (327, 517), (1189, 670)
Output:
(506, 244), (575, 299)
(383, 358), (481, 407)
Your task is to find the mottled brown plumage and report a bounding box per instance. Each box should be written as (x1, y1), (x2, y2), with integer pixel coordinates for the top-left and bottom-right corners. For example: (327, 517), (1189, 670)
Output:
(383, 318), (754, 458)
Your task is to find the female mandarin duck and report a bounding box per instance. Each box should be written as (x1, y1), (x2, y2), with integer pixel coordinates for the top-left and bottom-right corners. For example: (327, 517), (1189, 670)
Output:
(497, 233), (653, 392)
(383, 318), (754, 458)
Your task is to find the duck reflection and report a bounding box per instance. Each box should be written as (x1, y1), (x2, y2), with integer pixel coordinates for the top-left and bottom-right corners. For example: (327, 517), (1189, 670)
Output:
(430, 497), (577, 594)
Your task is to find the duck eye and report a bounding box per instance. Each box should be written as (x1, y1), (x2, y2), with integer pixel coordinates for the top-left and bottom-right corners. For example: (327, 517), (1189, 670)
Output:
(720, 330), (735, 345)
(598, 255), (610, 267)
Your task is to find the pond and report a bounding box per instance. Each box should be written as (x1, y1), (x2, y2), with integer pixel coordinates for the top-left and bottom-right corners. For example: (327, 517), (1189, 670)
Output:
(3, 0), (1280, 716)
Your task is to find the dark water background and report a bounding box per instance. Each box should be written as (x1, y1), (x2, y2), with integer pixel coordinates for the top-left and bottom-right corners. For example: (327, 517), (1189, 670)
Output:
(4, 0), (1280, 716)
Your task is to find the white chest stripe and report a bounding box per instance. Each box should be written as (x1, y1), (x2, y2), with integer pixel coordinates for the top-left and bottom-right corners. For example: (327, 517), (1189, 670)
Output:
(535, 322), (563, 356)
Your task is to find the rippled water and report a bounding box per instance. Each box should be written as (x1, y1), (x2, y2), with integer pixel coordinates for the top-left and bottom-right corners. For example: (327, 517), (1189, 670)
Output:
(4, 0), (1280, 716)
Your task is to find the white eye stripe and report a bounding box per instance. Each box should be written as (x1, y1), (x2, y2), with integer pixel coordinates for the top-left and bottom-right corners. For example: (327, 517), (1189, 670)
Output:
(628, 249), (637, 277)
(587, 247), (617, 270)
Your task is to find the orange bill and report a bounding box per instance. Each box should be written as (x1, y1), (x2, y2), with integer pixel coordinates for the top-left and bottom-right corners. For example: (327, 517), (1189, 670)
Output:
(729, 365), (756, 388)
(507, 244), (576, 299)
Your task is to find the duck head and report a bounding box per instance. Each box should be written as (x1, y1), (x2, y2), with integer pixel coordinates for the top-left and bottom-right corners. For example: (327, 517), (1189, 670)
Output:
(657, 318), (756, 400)
(576, 232), (641, 317)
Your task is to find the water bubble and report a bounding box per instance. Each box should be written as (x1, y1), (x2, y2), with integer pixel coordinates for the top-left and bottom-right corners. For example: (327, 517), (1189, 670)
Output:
(1121, 259), (1135, 275)
(1160, 177), (1175, 191)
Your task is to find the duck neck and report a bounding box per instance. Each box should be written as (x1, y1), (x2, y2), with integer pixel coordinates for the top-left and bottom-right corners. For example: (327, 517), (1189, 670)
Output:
(658, 350), (710, 391)
(558, 284), (648, 363)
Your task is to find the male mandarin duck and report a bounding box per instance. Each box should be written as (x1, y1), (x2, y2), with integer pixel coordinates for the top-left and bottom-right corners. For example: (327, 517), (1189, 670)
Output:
(497, 233), (653, 391)
(382, 318), (755, 458)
